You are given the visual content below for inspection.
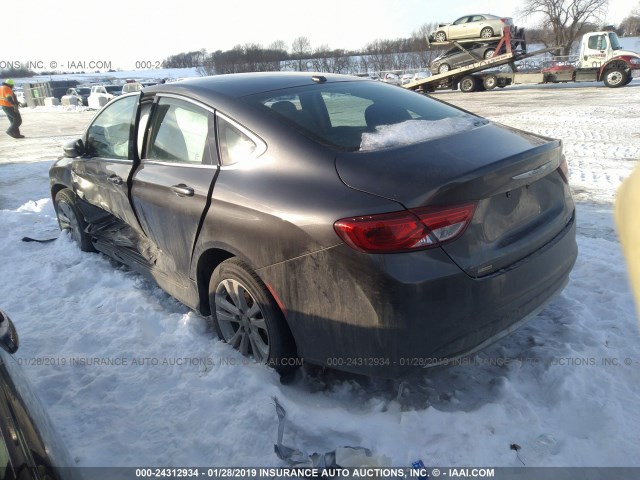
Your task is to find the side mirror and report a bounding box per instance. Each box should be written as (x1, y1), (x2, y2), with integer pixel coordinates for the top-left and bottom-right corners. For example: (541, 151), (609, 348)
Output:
(0, 310), (19, 354)
(63, 138), (85, 158)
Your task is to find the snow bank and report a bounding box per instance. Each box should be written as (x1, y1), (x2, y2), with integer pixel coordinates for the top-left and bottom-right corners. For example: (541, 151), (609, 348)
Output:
(360, 117), (478, 151)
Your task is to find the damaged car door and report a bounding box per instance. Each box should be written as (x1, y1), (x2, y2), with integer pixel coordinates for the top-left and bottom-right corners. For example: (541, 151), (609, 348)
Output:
(129, 95), (218, 302)
(71, 94), (145, 245)
(70, 92), (219, 305)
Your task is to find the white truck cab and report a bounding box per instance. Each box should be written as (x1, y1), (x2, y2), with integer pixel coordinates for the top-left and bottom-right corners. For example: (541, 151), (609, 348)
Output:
(579, 32), (639, 68)
(577, 31), (640, 86)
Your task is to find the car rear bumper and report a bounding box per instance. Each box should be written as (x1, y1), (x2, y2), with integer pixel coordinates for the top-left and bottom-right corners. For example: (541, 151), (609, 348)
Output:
(259, 214), (577, 378)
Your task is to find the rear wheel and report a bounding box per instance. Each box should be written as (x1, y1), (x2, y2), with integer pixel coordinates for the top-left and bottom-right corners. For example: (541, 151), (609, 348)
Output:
(480, 27), (494, 39)
(434, 31), (446, 42)
(54, 189), (95, 252)
(483, 74), (498, 89)
(459, 75), (477, 93)
(438, 63), (451, 74)
(484, 48), (496, 59)
(603, 68), (627, 88)
(209, 259), (297, 373)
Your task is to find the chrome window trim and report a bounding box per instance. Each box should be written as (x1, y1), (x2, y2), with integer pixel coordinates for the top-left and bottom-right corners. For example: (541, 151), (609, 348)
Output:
(154, 92), (217, 115)
(139, 92), (267, 169)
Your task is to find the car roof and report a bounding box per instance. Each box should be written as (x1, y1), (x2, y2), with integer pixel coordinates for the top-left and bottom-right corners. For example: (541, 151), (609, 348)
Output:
(459, 14), (496, 18)
(143, 72), (364, 100)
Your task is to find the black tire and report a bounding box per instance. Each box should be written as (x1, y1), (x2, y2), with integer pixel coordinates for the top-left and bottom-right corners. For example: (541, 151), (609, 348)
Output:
(623, 74), (633, 86)
(434, 31), (446, 42)
(603, 68), (627, 88)
(54, 189), (95, 252)
(484, 48), (496, 59)
(459, 75), (477, 93)
(209, 258), (298, 373)
(483, 74), (498, 89)
(438, 63), (451, 74)
(480, 27), (494, 39)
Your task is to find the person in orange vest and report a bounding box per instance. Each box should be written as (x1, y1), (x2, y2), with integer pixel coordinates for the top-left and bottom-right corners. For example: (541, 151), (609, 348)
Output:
(1, 79), (24, 138)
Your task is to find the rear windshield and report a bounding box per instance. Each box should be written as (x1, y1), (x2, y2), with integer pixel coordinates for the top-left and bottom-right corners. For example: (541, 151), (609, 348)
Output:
(244, 80), (481, 151)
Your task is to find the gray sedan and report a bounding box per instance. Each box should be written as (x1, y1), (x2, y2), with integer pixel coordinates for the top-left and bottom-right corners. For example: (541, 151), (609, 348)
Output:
(431, 43), (498, 74)
(49, 73), (576, 377)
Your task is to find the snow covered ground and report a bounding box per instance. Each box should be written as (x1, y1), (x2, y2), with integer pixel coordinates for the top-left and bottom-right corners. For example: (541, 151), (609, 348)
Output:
(0, 79), (639, 469)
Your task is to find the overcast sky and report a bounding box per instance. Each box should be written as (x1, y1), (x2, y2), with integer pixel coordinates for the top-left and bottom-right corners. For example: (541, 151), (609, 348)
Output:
(5, 0), (638, 70)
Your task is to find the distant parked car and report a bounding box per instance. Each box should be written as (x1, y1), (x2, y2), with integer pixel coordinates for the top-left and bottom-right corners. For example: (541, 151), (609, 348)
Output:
(87, 85), (115, 109)
(382, 72), (401, 85)
(430, 43), (498, 74)
(413, 71), (433, 81)
(104, 85), (123, 96)
(49, 72), (577, 378)
(61, 88), (84, 106)
(401, 72), (433, 85)
(431, 14), (513, 42)
(75, 86), (92, 106)
(122, 82), (143, 94)
(542, 62), (577, 83)
(401, 73), (414, 85)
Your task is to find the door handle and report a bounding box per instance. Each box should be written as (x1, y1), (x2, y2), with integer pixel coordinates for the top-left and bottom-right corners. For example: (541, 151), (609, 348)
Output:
(107, 175), (123, 185)
(171, 184), (194, 197)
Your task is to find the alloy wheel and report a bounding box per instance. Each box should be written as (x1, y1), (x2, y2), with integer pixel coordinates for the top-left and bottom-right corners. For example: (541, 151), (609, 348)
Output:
(215, 278), (270, 362)
(56, 201), (82, 245)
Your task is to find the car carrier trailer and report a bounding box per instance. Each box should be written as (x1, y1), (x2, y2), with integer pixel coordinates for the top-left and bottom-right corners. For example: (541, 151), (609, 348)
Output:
(404, 27), (640, 92)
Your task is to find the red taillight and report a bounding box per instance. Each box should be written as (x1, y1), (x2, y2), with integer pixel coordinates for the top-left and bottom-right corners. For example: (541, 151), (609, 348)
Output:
(334, 203), (476, 253)
(558, 155), (569, 184)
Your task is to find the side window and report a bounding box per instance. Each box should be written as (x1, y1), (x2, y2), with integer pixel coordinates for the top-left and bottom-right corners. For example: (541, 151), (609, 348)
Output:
(86, 95), (137, 159)
(146, 97), (210, 164)
(217, 115), (264, 166)
(470, 15), (485, 22)
(588, 34), (606, 50)
(453, 16), (469, 25)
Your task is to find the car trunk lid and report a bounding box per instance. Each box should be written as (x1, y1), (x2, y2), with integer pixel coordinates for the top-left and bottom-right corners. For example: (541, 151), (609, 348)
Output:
(335, 122), (574, 276)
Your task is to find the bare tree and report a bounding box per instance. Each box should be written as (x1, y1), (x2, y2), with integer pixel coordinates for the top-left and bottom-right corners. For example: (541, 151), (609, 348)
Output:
(619, 1), (640, 35)
(309, 46), (355, 74)
(411, 22), (446, 69)
(291, 36), (312, 71)
(364, 39), (396, 73)
(164, 50), (206, 68)
(197, 51), (216, 76)
(269, 40), (288, 54)
(520, 0), (609, 55)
